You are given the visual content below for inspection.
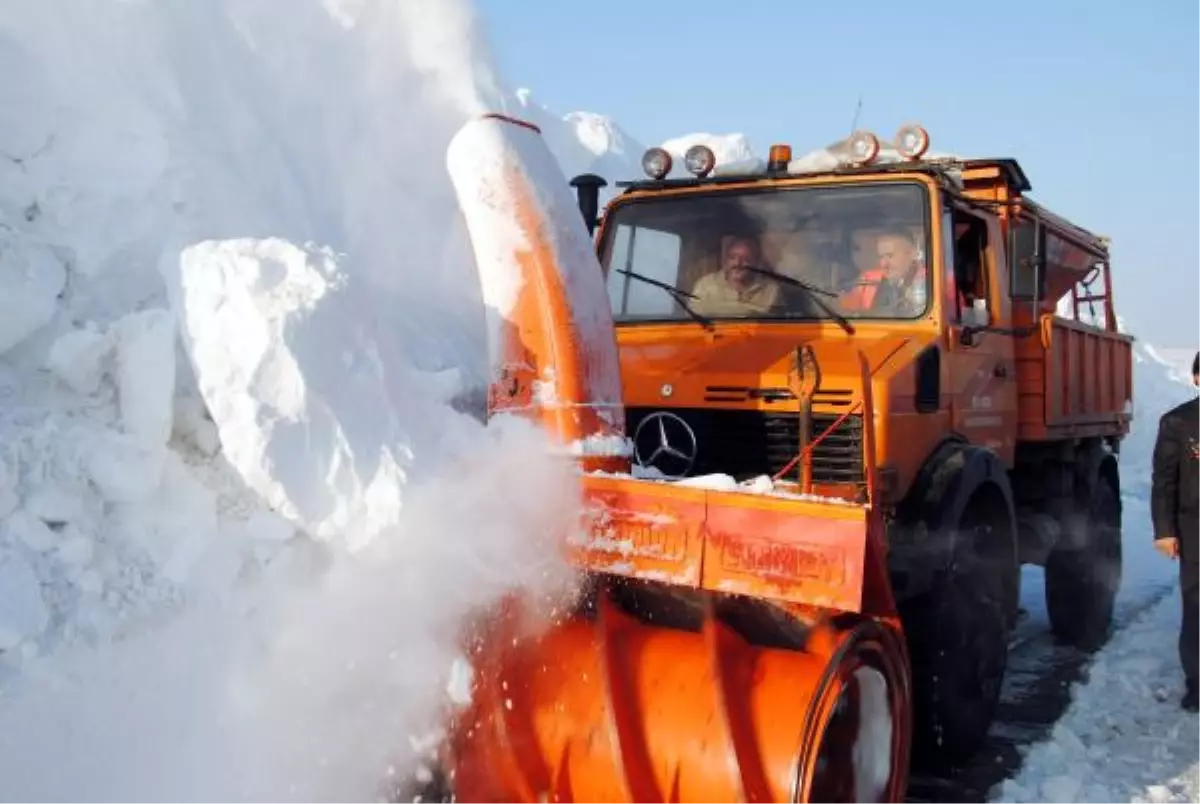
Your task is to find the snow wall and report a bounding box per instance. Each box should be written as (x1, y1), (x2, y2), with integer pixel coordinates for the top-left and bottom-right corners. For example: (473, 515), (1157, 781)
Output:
(0, 1), (587, 800)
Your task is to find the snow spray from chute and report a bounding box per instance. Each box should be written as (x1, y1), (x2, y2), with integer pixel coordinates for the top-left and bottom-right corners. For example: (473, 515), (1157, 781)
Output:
(0, 0), (587, 800)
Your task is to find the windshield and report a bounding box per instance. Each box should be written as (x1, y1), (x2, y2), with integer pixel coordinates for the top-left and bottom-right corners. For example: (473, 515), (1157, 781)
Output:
(600, 182), (932, 324)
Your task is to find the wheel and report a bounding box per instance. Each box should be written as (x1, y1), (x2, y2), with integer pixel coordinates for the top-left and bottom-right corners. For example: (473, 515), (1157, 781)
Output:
(901, 484), (1018, 770)
(1045, 471), (1122, 651)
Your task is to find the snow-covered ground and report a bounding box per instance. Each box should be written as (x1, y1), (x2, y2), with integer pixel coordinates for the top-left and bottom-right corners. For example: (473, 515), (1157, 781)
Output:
(0, 0), (1194, 800)
(995, 589), (1199, 803)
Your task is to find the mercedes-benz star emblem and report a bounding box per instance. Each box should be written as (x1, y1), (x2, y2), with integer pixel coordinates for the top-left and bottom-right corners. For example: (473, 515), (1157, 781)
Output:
(632, 411), (698, 479)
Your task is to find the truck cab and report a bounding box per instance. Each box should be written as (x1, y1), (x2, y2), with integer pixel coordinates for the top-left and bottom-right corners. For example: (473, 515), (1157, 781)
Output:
(583, 132), (1005, 504)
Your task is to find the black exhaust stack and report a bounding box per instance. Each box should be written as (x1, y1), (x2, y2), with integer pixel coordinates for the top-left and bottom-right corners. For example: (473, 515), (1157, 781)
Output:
(569, 173), (607, 236)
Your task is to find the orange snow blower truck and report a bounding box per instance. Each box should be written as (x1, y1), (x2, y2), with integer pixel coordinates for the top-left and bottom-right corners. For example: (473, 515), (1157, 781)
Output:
(429, 116), (1133, 802)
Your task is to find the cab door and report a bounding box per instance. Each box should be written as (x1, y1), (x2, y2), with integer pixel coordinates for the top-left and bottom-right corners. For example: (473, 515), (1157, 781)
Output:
(943, 204), (1018, 462)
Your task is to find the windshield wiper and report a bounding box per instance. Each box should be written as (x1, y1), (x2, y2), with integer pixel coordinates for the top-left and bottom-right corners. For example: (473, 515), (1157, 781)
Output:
(737, 265), (855, 335)
(737, 265), (837, 299)
(616, 269), (715, 329)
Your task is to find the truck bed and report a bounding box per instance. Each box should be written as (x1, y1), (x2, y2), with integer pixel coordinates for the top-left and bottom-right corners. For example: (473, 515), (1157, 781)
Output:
(1015, 313), (1134, 442)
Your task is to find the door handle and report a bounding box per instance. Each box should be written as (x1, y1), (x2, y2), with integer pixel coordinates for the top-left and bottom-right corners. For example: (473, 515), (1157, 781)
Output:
(993, 362), (1007, 378)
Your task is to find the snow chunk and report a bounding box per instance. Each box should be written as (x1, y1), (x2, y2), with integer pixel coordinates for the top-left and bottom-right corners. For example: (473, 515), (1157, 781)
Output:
(6, 509), (57, 552)
(112, 308), (177, 448)
(46, 324), (115, 396)
(0, 460), (17, 520)
(172, 237), (423, 552)
(85, 429), (167, 504)
(566, 433), (634, 458)
(0, 229), (66, 355)
(0, 552), (50, 650)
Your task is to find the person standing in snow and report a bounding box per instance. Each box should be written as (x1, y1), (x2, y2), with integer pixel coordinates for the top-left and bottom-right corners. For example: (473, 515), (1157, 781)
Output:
(1151, 351), (1200, 712)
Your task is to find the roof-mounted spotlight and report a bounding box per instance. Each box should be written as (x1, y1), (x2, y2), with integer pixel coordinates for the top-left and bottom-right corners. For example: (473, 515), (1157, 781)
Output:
(847, 130), (880, 166)
(683, 144), (716, 178)
(641, 147), (673, 180)
(895, 123), (930, 160)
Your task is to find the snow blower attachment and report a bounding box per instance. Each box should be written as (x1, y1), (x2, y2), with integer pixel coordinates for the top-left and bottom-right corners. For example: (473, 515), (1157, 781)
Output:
(437, 114), (912, 802)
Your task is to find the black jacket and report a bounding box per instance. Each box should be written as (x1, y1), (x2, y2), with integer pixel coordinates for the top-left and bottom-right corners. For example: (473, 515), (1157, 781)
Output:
(1151, 396), (1199, 562)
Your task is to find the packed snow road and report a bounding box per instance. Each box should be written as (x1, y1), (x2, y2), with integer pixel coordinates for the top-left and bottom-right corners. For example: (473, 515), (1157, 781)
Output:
(998, 589), (1199, 803)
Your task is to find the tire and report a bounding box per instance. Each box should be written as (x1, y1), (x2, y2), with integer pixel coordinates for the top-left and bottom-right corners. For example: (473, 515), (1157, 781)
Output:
(903, 483), (1019, 771)
(1045, 471), (1122, 651)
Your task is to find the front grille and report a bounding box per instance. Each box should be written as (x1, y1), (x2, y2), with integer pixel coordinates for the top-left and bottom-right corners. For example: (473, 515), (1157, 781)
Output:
(625, 407), (864, 487)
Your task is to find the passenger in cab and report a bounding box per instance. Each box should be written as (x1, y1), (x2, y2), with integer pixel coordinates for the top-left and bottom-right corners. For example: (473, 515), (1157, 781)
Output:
(838, 227), (928, 317)
(691, 234), (782, 317)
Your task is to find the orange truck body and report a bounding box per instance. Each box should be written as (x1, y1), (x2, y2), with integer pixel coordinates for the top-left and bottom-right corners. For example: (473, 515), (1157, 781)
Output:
(602, 161), (1131, 509)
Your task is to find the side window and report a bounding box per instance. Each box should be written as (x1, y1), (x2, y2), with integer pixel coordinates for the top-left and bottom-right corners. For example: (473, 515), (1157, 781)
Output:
(940, 211), (957, 320)
(604, 224), (683, 317)
(949, 207), (991, 326)
(1009, 216), (1045, 300)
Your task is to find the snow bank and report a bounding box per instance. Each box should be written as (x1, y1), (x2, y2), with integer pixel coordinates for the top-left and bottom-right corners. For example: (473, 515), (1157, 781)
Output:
(1118, 319), (1196, 499)
(0, 307), (206, 661)
(0, 0), (589, 799)
(505, 88), (647, 198)
(1146, 347), (1199, 384)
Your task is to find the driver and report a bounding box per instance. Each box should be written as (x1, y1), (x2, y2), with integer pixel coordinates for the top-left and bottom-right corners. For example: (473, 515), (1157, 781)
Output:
(838, 227), (927, 316)
(691, 234), (781, 316)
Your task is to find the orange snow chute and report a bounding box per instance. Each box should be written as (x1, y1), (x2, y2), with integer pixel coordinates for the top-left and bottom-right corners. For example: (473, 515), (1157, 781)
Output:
(440, 112), (913, 803)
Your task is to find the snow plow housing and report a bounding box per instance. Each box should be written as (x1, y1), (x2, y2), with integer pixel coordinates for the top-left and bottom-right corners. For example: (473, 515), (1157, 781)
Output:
(426, 118), (1133, 803)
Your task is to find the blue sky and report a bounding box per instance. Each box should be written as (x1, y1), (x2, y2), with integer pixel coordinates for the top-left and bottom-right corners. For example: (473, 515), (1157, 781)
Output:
(474, 0), (1198, 348)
